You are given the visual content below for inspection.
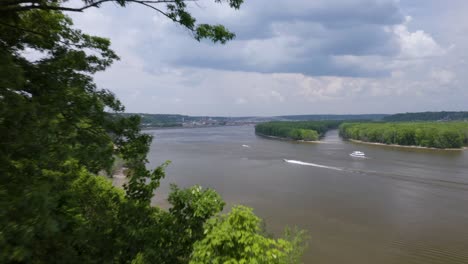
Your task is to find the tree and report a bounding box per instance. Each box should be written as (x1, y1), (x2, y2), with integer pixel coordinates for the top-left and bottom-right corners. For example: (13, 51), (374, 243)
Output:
(190, 206), (307, 264)
(1, 1), (307, 263)
(1, 9), (129, 262)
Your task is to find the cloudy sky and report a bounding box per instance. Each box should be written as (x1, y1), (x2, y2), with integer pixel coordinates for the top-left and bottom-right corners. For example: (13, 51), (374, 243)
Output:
(70, 0), (468, 116)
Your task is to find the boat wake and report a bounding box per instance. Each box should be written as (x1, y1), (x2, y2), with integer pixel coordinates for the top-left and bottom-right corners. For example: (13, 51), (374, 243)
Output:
(283, 159), (343, 171)
(242, 144), (251, 148)
(283, 160), (468, 191)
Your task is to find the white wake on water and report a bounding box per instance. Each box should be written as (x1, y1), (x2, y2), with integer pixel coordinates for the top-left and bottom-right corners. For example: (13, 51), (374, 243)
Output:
(242, 144), (251, 148)
(283, 159), (343, 171)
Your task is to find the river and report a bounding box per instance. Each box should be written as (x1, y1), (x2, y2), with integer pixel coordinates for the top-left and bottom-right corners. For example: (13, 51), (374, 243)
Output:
(123, 125), (468, 263)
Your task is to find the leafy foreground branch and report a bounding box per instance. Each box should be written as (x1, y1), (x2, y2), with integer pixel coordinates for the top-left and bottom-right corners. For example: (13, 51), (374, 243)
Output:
(0, 0), (242, 44)
(0, 1), (307, 263)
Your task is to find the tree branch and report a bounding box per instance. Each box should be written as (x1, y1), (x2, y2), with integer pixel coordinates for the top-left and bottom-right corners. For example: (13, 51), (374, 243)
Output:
(0, 21), (88, 48)
(0, 0), (39, 7)
(0, 0), (203, 41)
(0, 0), (198, 13)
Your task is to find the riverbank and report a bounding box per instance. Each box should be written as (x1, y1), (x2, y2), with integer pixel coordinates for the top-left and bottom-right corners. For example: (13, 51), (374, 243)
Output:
(348, 139), (467, 151)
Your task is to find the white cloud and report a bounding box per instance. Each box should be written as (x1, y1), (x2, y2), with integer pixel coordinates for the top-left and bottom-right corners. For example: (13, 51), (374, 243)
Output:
(393, 18), (445, 59)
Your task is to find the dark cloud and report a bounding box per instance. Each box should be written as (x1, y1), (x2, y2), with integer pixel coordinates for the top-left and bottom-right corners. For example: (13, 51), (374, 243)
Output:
(141, 0), (406, 77)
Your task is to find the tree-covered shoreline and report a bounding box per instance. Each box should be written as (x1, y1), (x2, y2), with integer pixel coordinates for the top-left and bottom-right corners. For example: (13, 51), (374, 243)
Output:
(255, 121), (342, 141)
(339, 122), (468, 149)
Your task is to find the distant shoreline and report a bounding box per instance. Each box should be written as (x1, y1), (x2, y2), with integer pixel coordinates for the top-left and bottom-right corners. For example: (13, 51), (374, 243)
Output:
(141, 124), (252, 130)
(348, 139), (467, 151)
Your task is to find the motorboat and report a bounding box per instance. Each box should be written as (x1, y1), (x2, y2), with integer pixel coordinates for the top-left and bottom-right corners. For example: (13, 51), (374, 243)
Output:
(350, 151), (366, 158)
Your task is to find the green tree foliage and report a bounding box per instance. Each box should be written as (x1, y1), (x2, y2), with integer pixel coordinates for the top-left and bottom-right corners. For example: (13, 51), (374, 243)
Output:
(1, 1), (307, 263)
(166, 184), (226, 263)
(1, 9), (129, 262)
(339, 122), (468, 149)
(255, 121), (342, 141)
(190, 206), (307, 264)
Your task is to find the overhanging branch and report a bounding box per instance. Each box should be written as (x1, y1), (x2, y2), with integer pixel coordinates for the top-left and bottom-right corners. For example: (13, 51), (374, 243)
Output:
(0, 0), (198, 13)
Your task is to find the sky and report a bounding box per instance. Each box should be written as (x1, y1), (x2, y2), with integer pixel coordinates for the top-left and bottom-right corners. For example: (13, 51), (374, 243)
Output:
(69, 0), (468, 116)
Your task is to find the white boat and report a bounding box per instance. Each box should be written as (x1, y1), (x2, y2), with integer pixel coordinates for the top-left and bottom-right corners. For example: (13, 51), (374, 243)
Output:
(350, 151), (366, 158)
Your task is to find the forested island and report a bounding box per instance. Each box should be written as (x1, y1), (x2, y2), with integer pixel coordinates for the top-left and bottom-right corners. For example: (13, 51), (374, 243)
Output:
(255, 121), (342, 141)
(256, 121), (468, 149)
(339, 122), (468, 149)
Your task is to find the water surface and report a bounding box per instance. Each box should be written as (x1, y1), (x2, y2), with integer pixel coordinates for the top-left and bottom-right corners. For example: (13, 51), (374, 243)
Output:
(139, 126), (468, 263)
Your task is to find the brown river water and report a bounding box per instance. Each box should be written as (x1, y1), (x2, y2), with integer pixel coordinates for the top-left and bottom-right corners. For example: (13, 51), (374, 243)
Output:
(115, 125), (468, 263)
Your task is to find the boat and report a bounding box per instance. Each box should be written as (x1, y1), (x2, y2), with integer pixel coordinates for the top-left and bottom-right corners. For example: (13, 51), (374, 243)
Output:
(350, 151), (366, 158)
